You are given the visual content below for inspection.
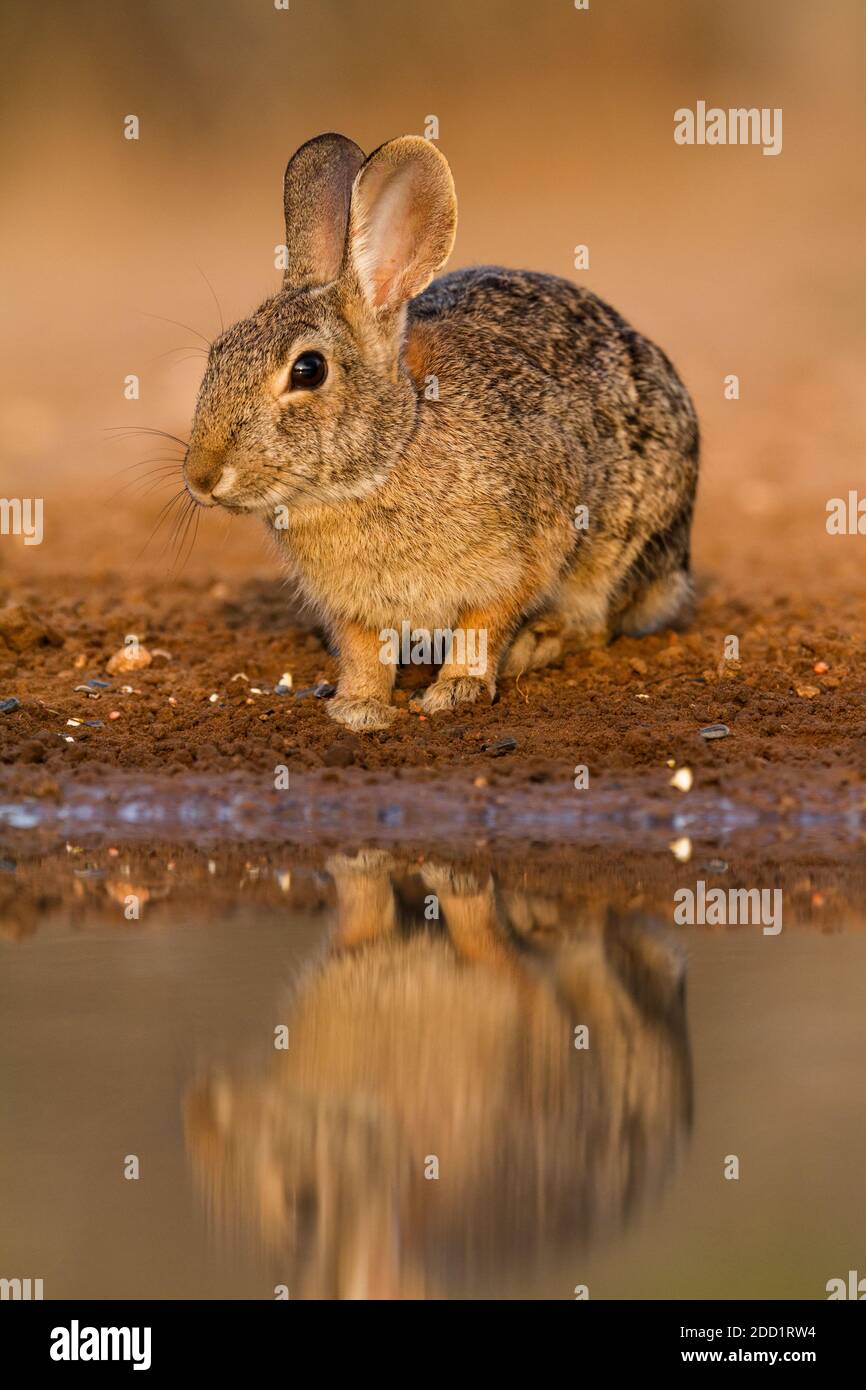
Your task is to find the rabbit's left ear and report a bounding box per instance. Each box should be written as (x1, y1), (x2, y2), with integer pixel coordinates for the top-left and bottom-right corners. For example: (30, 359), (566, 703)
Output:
(283, 133), (365, 290)
(344, 137), (457, 313)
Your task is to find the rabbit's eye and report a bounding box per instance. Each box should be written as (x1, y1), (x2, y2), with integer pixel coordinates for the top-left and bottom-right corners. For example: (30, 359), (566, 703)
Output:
(289, 351), (328, 390)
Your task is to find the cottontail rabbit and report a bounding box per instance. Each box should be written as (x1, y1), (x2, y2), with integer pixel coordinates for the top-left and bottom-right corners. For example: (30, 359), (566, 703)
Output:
(184, 134), (699, 731)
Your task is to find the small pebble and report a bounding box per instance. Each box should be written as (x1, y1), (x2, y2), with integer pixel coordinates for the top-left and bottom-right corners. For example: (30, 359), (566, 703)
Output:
(486, 736), (518, 756)
(314, 683), (337, 699)
(670, 766), (693, 792)
(670, 836), (692, 863)
(0, 697), (21, 714)
(813, 661), (829, 675)
(107, 644), (152, 674)
(796, 685), (820, 699)
(109, 711), (121, 720)
(208, 693), (219, 703)
(699, 723), (730, 740)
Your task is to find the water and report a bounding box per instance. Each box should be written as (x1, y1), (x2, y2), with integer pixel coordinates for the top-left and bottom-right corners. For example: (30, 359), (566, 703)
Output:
(2, 832), (865, 1300)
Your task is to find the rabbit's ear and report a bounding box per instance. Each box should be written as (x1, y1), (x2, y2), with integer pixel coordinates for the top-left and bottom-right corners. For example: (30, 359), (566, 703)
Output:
(344, 137), (457, 313)
(283, 133), (365, 290)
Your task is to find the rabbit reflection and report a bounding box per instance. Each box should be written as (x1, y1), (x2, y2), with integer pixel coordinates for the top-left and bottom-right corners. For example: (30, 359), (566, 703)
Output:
(185, 852), (692, 1299)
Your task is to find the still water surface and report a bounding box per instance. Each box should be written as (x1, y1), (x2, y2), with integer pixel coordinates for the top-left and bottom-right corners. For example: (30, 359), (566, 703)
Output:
(2, 840), (864, 1299)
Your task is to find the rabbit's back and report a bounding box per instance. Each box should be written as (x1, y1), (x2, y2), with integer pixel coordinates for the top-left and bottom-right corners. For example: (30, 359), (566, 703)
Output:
(410, 265), (698, 498)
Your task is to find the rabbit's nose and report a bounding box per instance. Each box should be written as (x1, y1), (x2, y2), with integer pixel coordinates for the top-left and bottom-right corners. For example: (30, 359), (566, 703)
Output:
(183, 447), (224, 505)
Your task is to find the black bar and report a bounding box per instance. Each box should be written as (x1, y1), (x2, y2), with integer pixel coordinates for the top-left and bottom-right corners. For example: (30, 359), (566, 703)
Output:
(2, 1299), (860, 1373)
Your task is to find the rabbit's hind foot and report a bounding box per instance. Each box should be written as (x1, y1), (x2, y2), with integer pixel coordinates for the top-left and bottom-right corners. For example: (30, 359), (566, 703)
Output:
(500, 618), (564, 678)
(415, 675), (494, 715)
(616, 568), (693, 638)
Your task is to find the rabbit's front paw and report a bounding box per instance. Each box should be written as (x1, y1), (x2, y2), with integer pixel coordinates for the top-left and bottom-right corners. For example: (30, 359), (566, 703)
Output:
(329, 696), (397, 732)
(417, 675), (493, 714)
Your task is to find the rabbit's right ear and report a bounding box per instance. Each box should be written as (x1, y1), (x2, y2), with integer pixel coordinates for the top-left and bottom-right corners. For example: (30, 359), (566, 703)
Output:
(343, 137), (457, 314)
(283, 133), (366, 291)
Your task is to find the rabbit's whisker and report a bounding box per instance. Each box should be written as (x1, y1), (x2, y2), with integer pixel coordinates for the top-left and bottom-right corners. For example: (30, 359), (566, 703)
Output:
(109, 455), (185, 479)
(135, 489), (188, 562)
(151, 345), (209, 363)
(196, 264), (225, 337)
(104, 426), (190, 449)
(137, 310), (212, 350)
(170, 498), (202, 574)
(109, 472), (183, 504)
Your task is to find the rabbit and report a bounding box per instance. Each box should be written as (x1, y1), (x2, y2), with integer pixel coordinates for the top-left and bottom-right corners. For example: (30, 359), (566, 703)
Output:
(184, 133), (699, 732)
(184, 853), (692, 1298)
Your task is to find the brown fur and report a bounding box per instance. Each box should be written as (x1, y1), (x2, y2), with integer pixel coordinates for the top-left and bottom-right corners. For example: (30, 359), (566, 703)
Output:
(185, 855), (692, 1298)
(184, 134), (699, 730)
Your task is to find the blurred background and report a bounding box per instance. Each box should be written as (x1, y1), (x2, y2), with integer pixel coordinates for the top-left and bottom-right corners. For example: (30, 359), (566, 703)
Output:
(1, 0), (864, 586)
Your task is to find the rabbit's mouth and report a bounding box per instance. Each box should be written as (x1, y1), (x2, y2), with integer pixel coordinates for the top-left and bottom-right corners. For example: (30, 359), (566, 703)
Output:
(184, 454), (267, 514)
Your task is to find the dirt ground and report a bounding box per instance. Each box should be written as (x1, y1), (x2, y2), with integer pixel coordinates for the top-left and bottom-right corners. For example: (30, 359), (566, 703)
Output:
(0, 553), (864, 815)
